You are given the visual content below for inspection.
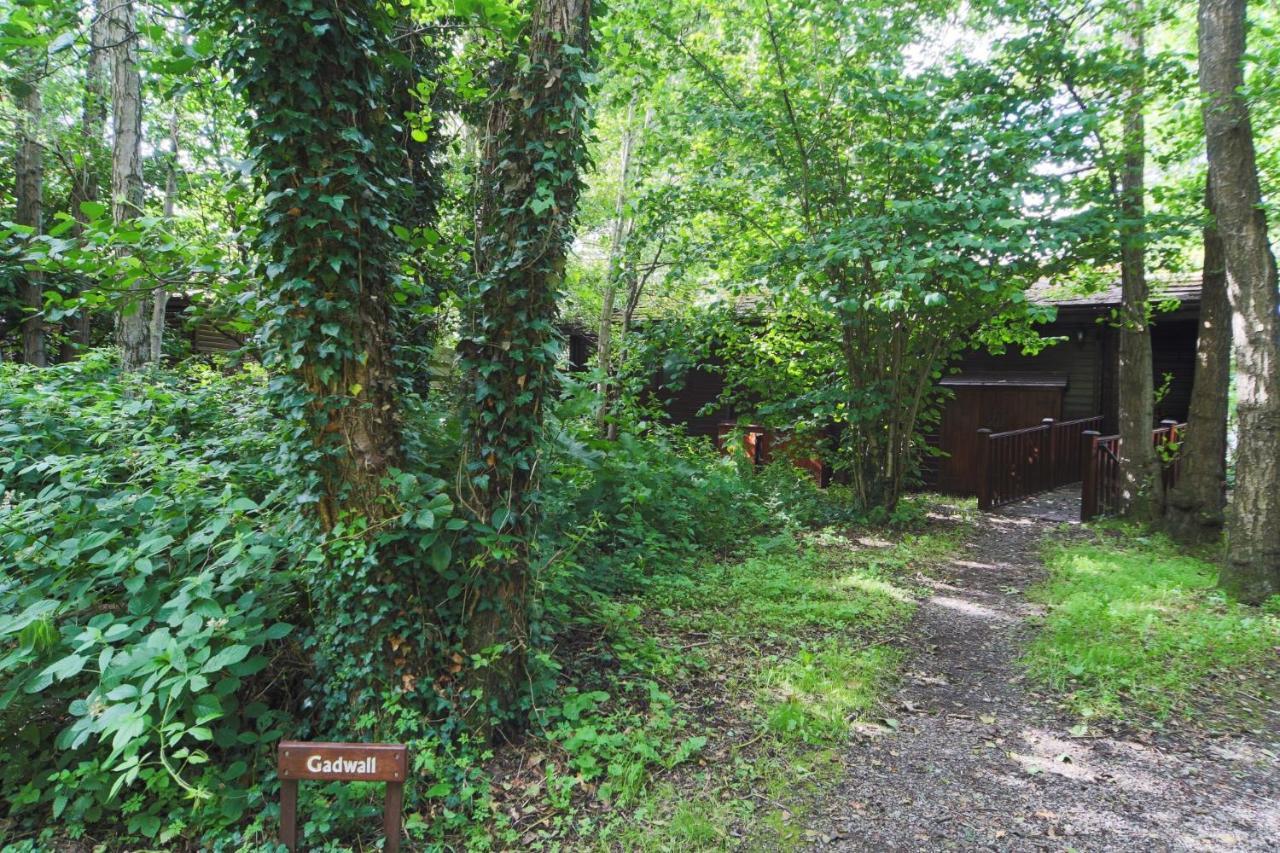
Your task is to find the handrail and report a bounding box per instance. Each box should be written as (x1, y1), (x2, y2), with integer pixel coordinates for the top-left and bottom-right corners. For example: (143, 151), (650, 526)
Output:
(977, 415), (1105, 510)
(986, 415), (1107, 441)
(1081, 422), (1186, 521)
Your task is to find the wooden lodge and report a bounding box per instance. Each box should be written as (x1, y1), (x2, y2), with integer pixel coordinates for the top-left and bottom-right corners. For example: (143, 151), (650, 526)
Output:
(648, 277), (1203, 497)
(927, 278), (1200, 495)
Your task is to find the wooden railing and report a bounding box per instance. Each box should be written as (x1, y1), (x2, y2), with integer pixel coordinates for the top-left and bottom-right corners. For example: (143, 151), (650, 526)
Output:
(977, 416), (1105, 510)
(1081, 420), (1186, 521)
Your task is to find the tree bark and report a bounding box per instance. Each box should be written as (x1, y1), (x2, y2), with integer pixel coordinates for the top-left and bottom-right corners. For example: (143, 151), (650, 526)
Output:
(1115, 0), (1162, 520)
(459, 0), (593, 732)
(60, 1), (108, 362)
(1163, 177), (1230, 542)
(16, 74), (47, 367)
(108, 0), (150, 370)
(150, 110), (179, 363)
(1200, 0), (1280, 602)
(595, 96), (637, 435)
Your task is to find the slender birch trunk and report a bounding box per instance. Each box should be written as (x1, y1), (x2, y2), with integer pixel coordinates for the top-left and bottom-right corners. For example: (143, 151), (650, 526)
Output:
(109, 0), (150, 370)
(16, 73), (47, 367)
(61, 2), (108, 361)
(595, 96), (637, 435)
(1200, 0), (1280, 602)
(150, 110), (179, 363)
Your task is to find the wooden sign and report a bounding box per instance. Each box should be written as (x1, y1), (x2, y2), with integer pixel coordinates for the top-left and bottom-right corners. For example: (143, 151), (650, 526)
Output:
(277, 741), (409, 852)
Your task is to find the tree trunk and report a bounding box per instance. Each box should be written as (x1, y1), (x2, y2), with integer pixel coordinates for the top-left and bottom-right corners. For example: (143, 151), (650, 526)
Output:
(596, 96), (637, 435)
(222, 0), (428, 731)
(1163, 177), (1230, 542)
(150, 110), (179, 363)
(109, 0), (150, 370)
(16, 75), (47, 367)
(1200, 0), (1280, 603)
(1115, 0), (1162, 520)
(60, 1), (108, 362)
(458, 0), (593, 733)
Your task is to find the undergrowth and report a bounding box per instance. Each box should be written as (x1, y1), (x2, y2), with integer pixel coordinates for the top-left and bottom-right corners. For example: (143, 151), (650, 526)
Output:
(0, 355), (968, 849)
(1024, 528), (1280, 724)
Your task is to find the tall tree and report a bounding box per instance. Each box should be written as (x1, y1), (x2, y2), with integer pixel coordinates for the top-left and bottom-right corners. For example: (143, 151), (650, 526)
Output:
(1115, 0), (1162, 519)
(15, 65), (47, 367)
(224, 1), (404, 542)
(1200, 0), (1280, 602)
(60, 1), (109, 361)
(458, 0), (594, 729)
(216, 0), (456, 731)
(596, 95), (638, 435)
(1163, 177), (1230, 542)
(108, 0), (149, 369)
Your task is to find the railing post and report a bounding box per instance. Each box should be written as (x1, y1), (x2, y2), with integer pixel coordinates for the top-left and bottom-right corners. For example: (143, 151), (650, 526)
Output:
(1081, 430), (1100, 521)
(977, 428), (993, 511)
(1042, 418), (1055, 490)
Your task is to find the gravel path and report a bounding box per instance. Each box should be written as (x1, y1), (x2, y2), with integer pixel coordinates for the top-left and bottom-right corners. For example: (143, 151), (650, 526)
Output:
(808, 507), (1280, 852)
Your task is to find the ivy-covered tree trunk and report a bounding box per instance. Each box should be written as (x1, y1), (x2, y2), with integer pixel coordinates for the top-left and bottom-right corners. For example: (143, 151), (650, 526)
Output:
(459, 0), (593, 731)
(229, 0), (405, 529)
(108, 0), (149, 370)
(1163, 177), (1230, 542)
(16, 72), (47, 367)
(1200, 0), (1280, 603)
(218, 0), (453, 730)
(1115, 0), (1162, 521)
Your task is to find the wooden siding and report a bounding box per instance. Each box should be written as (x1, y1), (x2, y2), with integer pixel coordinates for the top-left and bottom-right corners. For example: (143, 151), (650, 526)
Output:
(656, 363), (729, 436)
(934, 386), (1064, 495)
(1151, 319), (1197, 424)
(952, 320), (1103, 422)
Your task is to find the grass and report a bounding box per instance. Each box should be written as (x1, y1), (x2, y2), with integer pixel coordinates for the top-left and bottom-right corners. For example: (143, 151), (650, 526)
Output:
(1024, 529), (1280, 723)
(471, 507), (972, 850)
(578, 517), (968, 848)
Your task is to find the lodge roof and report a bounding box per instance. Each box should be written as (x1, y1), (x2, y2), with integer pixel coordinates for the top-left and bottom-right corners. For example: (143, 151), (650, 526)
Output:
(939, 371), (1069, 389)
(1029, 275), (1202, 309)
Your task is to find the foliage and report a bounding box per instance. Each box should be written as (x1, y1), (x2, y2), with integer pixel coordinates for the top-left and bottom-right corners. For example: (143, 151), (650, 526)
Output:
(0, 354), (302, 844)
(1024, 529), (1280, 722)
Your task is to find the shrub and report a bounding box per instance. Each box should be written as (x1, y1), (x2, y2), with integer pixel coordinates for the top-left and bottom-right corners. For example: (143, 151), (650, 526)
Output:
(0, 353), (305, 845)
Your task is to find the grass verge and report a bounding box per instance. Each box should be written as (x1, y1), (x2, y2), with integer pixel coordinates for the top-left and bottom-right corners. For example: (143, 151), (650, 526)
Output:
(1024, 528), (1280, 724)
(557, 512), (969, 849)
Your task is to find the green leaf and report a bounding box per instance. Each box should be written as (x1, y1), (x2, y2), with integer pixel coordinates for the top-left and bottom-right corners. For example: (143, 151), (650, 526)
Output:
(42, 654), (87, 682)
(203, 645), (251, 673)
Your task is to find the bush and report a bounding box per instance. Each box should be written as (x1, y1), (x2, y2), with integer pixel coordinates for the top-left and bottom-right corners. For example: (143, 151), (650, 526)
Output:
(0, 353), (305, 845)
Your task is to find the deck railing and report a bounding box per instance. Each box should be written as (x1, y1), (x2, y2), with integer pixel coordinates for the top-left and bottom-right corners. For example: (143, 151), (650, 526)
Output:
(1080, 420), (1186, 521)
(976, 416), (1105, 510)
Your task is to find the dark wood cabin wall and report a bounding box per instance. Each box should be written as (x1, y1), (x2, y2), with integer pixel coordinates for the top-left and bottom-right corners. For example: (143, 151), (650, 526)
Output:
(952, 320), (1103, 420)
(1151, 319), (1197, 424)
(656, 363), (729, 436)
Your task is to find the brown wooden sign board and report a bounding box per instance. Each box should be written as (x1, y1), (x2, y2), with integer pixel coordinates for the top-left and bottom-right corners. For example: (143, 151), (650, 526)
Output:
(277, 741), (409, 852)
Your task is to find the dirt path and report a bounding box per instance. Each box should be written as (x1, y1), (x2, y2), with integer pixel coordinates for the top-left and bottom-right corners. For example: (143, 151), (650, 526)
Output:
(809, 505), (1280, 852)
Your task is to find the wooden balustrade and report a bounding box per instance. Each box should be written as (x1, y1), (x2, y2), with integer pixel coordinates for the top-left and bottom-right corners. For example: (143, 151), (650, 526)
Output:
(976, 416), (1104, 510)
(1080, 421), (1187, 521)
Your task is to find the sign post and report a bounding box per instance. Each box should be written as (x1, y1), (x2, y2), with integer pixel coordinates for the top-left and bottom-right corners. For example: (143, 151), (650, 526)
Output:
(277, 741), (409, 852)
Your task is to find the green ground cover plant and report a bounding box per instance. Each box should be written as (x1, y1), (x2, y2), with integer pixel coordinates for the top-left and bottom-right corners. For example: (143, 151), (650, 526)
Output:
(1024, 529), (1280, 723)
(2, 355), (942, 849)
